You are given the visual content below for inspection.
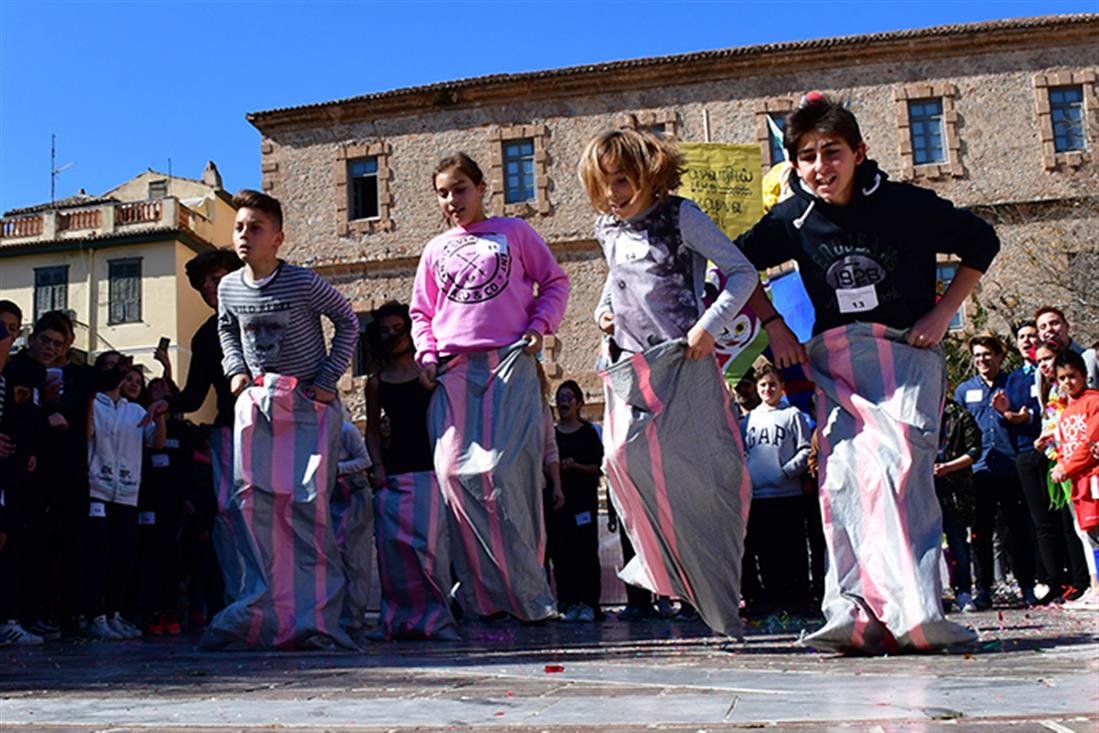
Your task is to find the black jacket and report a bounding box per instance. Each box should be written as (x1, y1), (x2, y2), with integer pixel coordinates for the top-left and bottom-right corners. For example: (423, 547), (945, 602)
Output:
(735, 159), (1000, 335)
(166, 314), (234, 427)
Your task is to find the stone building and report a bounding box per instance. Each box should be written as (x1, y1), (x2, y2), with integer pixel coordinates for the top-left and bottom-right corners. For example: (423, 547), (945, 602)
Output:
(247, 15), (1098, 416)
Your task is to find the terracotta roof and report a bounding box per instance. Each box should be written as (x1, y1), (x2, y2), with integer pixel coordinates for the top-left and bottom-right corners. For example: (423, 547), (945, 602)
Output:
(249, 14), (1097, 126)
(4, 193), (119, 217)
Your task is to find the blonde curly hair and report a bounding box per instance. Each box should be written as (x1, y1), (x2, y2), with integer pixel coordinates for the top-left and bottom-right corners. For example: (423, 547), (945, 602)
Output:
(578, 129), (684, 214)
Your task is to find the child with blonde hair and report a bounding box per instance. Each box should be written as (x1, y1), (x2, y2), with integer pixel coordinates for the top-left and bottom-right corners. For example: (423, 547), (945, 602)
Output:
(578, 128), (759, 636)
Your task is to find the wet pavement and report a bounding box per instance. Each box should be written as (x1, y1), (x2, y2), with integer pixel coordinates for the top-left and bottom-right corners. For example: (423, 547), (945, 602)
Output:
(1, 605), (1097, 732)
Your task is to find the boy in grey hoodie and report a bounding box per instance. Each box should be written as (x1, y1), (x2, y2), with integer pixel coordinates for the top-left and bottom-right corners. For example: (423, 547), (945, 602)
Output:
(741, 365), (812, 616)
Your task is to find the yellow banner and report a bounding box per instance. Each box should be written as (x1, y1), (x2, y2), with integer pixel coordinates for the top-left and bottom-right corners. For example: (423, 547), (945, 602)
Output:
(679, 143), (762, 240)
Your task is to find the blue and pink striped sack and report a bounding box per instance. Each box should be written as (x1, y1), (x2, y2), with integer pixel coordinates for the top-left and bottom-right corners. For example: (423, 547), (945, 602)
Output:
(429, 343), (557, 622)
(600, 339), (750, 637)
(804, 323), (978, 654)
(330, 475), (374, 637)
(209, 426), (244, 605)
(373, 471), (460, 639)
(200, 375), (353, 650)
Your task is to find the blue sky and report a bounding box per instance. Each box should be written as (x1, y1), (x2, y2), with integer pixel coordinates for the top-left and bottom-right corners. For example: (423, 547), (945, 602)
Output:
(1, 1), (1093, 213)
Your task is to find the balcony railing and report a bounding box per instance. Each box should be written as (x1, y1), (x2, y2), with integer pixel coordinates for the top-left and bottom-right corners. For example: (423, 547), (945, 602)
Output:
(58, 208), (102, 232)
(1, 215), (44, 239)
(0, 197), (207, 244)
(115, 200), (162, 226)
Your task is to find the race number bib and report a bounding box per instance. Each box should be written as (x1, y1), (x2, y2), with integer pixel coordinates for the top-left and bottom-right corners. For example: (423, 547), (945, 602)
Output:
(836, 284), (879, 314)
(89, 502), (107, 518)
(965, 389), (983, 403)
(615, 230), (650, 265)
(574, 511), (593, 527)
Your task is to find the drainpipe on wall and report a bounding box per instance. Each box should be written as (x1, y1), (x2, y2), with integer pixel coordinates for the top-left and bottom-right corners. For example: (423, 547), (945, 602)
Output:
(86, 247), (97, 355)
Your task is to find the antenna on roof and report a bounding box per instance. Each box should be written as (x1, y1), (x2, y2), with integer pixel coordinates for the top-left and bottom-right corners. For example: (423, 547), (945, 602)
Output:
(50, 133), (75, 206)
(168, 157), (172, 197)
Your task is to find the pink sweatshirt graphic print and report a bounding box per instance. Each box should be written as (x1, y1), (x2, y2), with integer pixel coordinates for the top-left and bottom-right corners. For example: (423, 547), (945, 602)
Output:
(410, 217), (569, 366)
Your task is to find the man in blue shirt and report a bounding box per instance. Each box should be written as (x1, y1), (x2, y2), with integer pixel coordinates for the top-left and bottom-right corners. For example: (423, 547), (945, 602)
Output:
(999, 321), (1090, 603)
(955, 334), (1037, 609)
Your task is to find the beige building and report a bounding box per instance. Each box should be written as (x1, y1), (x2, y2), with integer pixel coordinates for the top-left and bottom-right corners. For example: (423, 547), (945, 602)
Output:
(246, 15), (1098, 416)
(0, 162), (235, 422)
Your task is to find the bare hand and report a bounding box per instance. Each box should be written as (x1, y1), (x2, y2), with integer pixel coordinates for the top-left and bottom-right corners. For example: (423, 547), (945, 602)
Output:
(419, 363), (438, 391)
(551, 487), (566, 510)
(560, 457), (576, 472)
(47, 413), (68, 431)
(308, 386), (335, 404)
(1051, 465), (1068, 484)
(154, 346), (170, 368)
(0, 433), (14, 459)
(26, 455), (37, 474)
(523, 329), (543, 355)
(905, 310), (951, 349)
(598, 311), (615, 336)
(933, 462), (948, 478)
(764, 319), (808, 369)
(991, 390), (1010, 414)
(230, 374), (249, 396)
(370, 463), (387, 490)
(685, 324), (716, 360)
(140, 399), (170, 427)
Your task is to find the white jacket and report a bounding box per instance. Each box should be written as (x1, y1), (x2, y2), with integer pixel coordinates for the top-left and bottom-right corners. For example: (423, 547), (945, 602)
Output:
(88, 393), (157, 506)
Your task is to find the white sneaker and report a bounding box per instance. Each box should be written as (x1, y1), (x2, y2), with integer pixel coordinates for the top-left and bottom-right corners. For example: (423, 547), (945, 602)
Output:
(0, 621), (44, 646)
(1063, 587), (1099, 612)
(576, 604), (595, 622)
(955, 592), (978, 613)
(87, 614), (123, 641)
(108, 613), (142, 639)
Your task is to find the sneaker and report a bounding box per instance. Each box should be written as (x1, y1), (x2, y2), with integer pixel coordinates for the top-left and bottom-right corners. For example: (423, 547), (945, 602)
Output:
(0, 621), (44, 646)
(576, 604), (595, 622)
(25, 619), (61, 641)
(108, 613), (142, 639)
(1021, 587), (1040, 607)
(973, 588), (993, 611)
(655, 597), (676, 619)
(1063, 587), (1099, 612)
(675, 603), (700, 621)
(164, 613), (181, 636)
(1063, 585), (1086, 603)
(617, 605), (649, 621)
(562, 605), (582, 622)
(147, 613), (166, 636)
(86, 614), (123, 641)
(955, 592), (978, 613)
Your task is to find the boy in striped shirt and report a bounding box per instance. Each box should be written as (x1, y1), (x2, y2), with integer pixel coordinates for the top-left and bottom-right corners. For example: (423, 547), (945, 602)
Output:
(217, 190), (358, 401)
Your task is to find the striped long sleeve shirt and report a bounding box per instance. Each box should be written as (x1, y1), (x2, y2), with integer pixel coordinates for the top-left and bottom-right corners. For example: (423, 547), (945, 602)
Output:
(217, 262), (358, 393)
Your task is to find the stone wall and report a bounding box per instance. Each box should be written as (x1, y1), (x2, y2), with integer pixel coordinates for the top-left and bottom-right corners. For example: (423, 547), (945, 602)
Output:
(253, 26), (1098, 408)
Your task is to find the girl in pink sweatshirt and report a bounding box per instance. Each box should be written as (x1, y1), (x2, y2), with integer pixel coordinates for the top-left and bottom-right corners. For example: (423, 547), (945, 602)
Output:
(408, 153), (570, 623)
(410, 153), (569, 385)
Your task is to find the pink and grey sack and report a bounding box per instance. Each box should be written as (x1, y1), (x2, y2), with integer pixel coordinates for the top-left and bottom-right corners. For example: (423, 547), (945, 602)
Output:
(330, 472), (374, 637)
(209, 426), (244, 605)
(429, 343), (557, 622)
(200, 375), (353, 650)
(804, 323), (978, 654)
(373, 471), (460, 639)
(600, 339), (750, 637)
